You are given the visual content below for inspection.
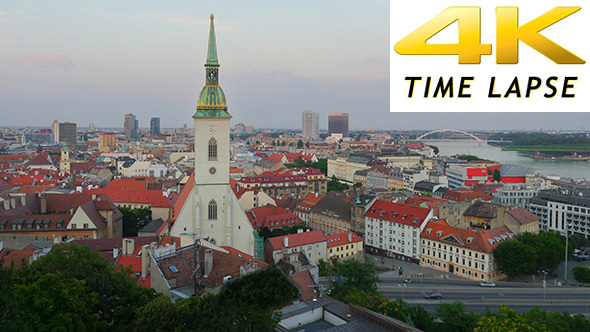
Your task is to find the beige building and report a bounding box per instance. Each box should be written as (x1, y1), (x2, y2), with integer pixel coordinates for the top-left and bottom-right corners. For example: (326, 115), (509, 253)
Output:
(328, 155), (372, 182)
(98, 133), (117, 152)
(327, 231), (363, 260)
(264, 230), (328, 266)
(420, 220), (515, 281)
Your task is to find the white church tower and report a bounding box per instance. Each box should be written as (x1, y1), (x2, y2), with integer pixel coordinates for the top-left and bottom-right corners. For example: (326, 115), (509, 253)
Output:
(170, 14), (257, 255)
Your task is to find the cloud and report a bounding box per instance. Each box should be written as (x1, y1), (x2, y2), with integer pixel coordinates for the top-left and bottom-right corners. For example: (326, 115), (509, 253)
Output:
(13, 52), (74, 69)
(0, 11), (5, 16)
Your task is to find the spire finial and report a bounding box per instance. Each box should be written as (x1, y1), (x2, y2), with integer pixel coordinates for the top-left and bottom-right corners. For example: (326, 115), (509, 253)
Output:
(206, 13), (218, 66)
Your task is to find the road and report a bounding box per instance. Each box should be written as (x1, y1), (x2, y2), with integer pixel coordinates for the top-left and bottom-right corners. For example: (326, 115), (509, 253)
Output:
(320, 277), (590, 314)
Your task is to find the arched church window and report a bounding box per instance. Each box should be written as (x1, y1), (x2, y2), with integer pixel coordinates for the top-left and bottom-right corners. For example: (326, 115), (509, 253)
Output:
(208, 137), (217, 161)
(208, 200), (217, 220)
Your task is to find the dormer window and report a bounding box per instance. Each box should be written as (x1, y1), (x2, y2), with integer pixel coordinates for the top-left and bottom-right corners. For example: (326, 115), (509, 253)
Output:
(467, 237), (473, 244)
(436, 230), (443, 237)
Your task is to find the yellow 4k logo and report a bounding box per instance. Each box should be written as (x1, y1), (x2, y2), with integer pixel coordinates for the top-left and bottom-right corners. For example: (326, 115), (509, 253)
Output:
(394, 7), (585, 64)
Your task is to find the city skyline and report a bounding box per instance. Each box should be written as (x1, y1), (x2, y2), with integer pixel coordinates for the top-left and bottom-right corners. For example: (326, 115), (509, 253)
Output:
(2, 1), (588, 131)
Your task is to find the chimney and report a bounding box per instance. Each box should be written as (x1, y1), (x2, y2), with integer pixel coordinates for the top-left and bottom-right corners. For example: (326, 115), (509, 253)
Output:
(20, 196), (26, 207)
(204, 249), (213, 277)
(283, 236), (289, 248)
(348, 231), (352, 242)
(40, 192), (47, 214)
(113, 247), (119, 259)
(10, 199), (15, 209)
(141, 244), (149, 280)
(3, 200), (9, 210)
(123, 238), (135, 255)
(297, 228), (304, 234)
(92, 194), (96, 200)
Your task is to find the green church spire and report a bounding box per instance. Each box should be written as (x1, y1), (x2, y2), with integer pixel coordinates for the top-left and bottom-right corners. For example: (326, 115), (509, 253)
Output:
(194, 14), (231, 118)
(206, 14), (219, 66)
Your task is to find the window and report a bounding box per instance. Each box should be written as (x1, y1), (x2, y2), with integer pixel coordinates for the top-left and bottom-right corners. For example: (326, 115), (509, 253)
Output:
(208, 200), (217, 220)
(208, 138), (217, 160)
(83, 223), (89, 229)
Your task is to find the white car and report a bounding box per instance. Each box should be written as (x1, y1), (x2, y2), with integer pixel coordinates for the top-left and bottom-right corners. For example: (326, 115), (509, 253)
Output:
(480, 281), (496, 287)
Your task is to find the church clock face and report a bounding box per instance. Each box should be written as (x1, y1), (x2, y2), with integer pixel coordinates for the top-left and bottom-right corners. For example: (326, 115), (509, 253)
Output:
(209, 125), (218, 134)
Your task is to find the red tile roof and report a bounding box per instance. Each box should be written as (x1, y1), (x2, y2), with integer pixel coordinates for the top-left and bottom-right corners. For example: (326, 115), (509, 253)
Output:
(85, 188), (174, 208)
(1, 245), (37, 268)
(289, 270), (317, 301)
(442, 189), (493, 202)
(326, 231), (363, 248)
(116, 245), (151, 287)
(364, 200), (431, 228)
(421, 221), (515, 253)
(294, 192), (324, 213)
(105, 177), (157, 190)
(268, 230), (327, 250)
(506, 208), (539, 225)
(169, 173), (194, 222)
(246, 205), (304, 229)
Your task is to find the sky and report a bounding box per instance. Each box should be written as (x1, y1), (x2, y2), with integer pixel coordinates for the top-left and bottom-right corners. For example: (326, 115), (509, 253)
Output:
(0, 0), (388, 130)
(1, 1), (587, 131)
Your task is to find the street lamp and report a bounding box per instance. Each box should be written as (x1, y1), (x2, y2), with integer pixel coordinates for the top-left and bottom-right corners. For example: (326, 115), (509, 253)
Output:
(542, 270), (547, 301)
(564, 223), (570, 283)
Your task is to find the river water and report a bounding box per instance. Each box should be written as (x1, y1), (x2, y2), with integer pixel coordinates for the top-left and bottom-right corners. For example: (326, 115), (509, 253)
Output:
(426, 140), (590, 180)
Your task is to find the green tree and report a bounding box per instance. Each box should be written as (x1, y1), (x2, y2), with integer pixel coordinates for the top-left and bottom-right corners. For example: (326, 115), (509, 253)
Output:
(494, 240), (537, 280)
(14, 274), (104, 332)
(297, 139), (304, 148)
(305, 141), (310, 148)
(328, 259), (381, 299)
(434, 301), (480, 332)
(572, 266), (590, 283)
(327, 175), (350, 192)
(429, 145), (439, 155)
(493, 169), (502, 182)
(517, 232), (569, 272)
(120, 207), (152, 237)
(174, 293), (280, 332)
(475, 305), (548, 332)
(18, 244), (158, 332)
(134, 295), (177, 332)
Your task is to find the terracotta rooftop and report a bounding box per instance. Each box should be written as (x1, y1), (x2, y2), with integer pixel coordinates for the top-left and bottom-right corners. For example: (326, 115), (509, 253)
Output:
(326, 231), (363, 248)
(0, 245), (37, 268)
(246, 205), (304, 230)
(294, 192), (324, 213)
(365, 200), (431, 228)
(169, 173), (194, 222)
(85, 188), (175, 208)
(421, 220), (515, 253)
(288, 269), (317, 301)
(268, 230), (327, 251)
(506, 208), (540, 225)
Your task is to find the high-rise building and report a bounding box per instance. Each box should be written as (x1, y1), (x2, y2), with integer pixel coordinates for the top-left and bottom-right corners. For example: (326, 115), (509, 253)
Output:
(58, 122), (77, 146)
(150, 117), (161, 137)
(124, 113), (138, 139)
(169, 14), (256, 256)
(99, 132), (117, 152)
(302, 110), (319, 141)
(328, 113), (349, 137)
(52, 120), (60, 143)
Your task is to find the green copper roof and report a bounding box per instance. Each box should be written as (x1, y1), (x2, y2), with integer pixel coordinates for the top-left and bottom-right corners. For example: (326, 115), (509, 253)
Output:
(194, 14), (230, 119)
(206, 14), (219, 66)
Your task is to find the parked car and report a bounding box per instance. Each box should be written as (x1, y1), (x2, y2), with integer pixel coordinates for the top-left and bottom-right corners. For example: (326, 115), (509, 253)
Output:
(424, 292), (443, 299)
(480, 281), (496, 287)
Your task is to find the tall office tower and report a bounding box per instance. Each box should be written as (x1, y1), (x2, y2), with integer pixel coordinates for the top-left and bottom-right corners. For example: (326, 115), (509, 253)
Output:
(150, 117), (161, 137)
(328, 113), (349, 137)
(169, 14), (256, 256)
(302, 110), (319, 141)
(58, 122), (77, 146)
(52, 120), (60, 143)
(124, 113), (138, 139)
(99, 132), (117, 152)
